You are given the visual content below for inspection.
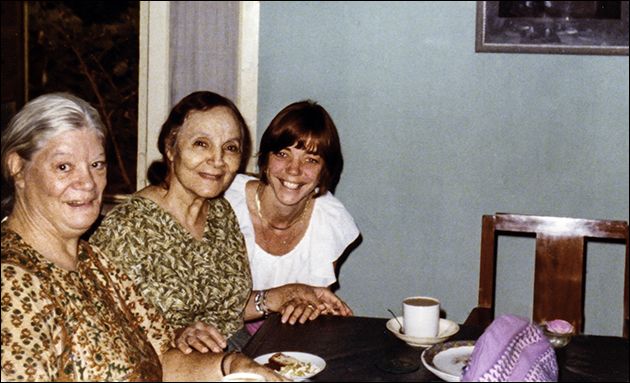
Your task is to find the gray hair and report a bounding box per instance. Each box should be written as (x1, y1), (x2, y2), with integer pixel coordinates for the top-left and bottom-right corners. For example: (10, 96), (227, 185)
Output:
(1, 92), (107, 216)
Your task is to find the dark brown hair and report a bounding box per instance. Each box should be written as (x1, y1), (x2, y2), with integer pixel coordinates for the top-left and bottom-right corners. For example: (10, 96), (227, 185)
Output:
(257, 100), (343, 196)
(148, 91), (251, 186)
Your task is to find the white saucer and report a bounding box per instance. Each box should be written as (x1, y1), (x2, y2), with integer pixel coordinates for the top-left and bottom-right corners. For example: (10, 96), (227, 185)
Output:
(386, 317), (460, 347)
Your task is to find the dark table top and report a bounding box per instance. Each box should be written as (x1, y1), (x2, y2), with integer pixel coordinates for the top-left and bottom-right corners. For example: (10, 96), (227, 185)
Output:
(243, 314), (629, 382)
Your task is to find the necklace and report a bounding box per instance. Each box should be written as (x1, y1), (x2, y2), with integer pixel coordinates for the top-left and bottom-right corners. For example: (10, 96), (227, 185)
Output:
(254, 183), (311, 232)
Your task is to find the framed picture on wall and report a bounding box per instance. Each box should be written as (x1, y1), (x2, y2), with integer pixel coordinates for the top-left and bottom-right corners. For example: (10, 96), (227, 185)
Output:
(476, 1), (629, 55)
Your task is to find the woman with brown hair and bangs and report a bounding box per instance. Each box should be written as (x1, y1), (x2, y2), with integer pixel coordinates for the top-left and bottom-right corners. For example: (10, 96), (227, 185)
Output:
(225, 100), (360, 334)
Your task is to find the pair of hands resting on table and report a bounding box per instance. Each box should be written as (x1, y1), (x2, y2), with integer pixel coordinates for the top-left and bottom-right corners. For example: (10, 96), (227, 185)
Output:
(271, 284), (353, 324)
(176, 284), (353, 354)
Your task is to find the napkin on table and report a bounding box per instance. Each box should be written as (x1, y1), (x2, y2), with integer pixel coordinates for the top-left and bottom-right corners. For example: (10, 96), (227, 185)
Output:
(461, 314), (558, 382)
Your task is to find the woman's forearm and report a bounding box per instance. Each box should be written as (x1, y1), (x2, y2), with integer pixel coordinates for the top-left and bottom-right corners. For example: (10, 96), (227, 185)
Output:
(160, 349), (285, 381)
(160, 348), (223, 381)
(243, 286), (297, 321)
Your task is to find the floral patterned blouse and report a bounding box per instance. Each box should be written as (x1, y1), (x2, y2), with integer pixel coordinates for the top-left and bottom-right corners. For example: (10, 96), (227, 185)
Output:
(90, 196), (252, 339)
(1, 225), (174, 381)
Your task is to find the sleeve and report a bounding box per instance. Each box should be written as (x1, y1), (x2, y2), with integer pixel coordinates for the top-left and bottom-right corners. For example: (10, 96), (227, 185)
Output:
(1, 264), (60, 381)
(224, 173), (257, 258)
(90, 241), (176, 357)
(111, 265), (175, 356)
(89, 204), (163, 310)
(89, 205), (141, 271)
(307, 193), (360, 286)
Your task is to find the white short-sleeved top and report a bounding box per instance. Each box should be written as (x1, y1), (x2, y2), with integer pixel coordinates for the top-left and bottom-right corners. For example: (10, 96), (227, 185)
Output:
(224, 174), (360, 290)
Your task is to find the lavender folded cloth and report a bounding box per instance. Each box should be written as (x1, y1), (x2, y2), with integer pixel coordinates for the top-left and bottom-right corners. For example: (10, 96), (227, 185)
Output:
(461, 314), (558, 382)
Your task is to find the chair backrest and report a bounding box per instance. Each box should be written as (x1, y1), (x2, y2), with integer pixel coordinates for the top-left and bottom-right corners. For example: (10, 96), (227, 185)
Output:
(476, 213), (629, 338)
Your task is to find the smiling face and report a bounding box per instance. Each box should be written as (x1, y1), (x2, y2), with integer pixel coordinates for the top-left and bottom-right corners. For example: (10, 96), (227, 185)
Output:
(13, 129), (107, 237)
(167, 107), (242, 199)
(266, 143), (323, 206)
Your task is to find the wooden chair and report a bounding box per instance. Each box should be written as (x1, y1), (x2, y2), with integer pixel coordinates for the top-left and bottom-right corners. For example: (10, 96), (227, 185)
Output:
(464, 213), (629, 338)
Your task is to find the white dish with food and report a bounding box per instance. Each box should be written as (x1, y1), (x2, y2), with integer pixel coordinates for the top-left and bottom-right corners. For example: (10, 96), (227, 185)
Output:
(254, 351), (325, 381)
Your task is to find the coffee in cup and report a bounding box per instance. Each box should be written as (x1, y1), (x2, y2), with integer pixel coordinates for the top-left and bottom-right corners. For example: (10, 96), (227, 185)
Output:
(402, 296), (440, 338)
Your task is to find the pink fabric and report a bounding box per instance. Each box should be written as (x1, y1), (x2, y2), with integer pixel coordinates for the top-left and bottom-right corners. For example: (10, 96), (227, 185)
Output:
(246, 319), (265, 335)
(461, 314), (558, 382)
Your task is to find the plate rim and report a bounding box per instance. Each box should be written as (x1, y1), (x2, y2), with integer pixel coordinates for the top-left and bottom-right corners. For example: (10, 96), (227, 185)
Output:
(421, 340), (475, 382)
(253, 351), (326, 379)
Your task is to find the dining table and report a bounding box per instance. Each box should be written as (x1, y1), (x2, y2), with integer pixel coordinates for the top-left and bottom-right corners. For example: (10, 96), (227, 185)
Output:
(242, 314), (629, 382)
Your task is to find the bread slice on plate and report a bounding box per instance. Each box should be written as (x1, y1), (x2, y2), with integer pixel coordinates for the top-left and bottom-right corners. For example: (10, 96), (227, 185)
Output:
(266, 352), (303, 371)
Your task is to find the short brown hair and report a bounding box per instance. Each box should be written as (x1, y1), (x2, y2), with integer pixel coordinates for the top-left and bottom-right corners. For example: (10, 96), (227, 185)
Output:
(257, 100), (343, 196)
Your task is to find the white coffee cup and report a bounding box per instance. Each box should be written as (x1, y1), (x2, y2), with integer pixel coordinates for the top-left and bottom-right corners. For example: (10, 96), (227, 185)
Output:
(402, 296), (440, 338)
(221, 372), (266, 382)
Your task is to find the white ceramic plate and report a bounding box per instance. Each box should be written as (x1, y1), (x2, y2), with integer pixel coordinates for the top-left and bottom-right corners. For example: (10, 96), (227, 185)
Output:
(386, 317), (460, 347)
(421, 340), (475, 382)
(254, 351), (325, 381)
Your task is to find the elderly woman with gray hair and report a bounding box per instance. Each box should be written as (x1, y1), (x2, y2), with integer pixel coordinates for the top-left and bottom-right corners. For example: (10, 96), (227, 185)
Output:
(0, 93), (283, 381)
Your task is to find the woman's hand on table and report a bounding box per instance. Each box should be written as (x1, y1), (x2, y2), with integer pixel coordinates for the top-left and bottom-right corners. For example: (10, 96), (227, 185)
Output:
(268, 284), (353, 324)
(175, 321), (226, 354)
(313, 286), (353, 316)
(279, 298), (324, 324)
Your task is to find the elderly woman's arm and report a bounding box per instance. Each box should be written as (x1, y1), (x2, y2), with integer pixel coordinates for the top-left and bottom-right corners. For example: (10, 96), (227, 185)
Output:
(160, 349), (286, 381)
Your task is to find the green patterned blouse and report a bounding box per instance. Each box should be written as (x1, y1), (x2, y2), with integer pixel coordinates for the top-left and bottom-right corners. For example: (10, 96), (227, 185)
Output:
(90, 195), (252, 338)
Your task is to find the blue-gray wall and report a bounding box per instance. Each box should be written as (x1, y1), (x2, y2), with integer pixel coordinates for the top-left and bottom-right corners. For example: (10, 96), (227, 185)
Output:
(257, 1), (629, 336)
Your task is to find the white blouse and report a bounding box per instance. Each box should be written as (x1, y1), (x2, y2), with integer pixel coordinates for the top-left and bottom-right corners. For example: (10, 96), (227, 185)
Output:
(224, 174), (360, 290)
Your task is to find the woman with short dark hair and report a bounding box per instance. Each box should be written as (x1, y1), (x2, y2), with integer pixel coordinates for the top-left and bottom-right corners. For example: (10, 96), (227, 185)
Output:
(225, 100), (360, 334)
